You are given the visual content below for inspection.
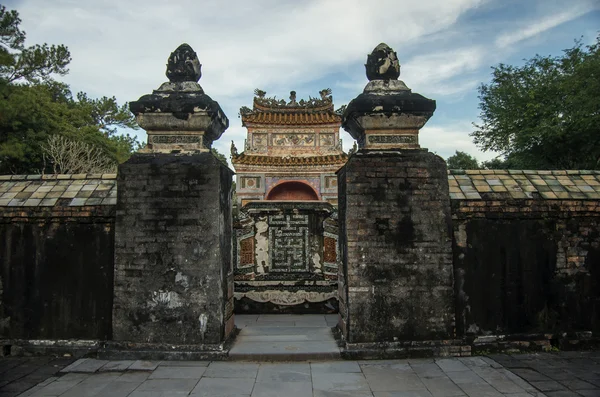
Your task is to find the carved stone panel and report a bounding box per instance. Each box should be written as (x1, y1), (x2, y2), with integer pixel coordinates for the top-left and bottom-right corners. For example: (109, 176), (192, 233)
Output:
(325, 176), (338, 189)
(272, 133), (315, 146)
(150, 135), (201, 144)
(320, 134), (335, 147)
(233, 202), (338, 312)
(241, 176), (261, 190)
(252, 134), (268, 152)
(269, 214), (309, 272)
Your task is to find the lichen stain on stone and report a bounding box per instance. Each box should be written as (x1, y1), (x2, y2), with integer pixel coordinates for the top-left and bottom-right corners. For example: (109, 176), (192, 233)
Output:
(198, 313), (208, 341)
(255, 218), (269, 274)
(312, 252), (322, 272)
(455, 223), (467, 248)
(149, 290), (183, 309)
(175, 272), (189, 289)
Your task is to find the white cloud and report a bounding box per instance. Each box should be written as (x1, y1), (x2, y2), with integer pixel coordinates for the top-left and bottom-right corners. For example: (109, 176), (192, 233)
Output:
(16, 0), (484, 102)
(8, 0), (597, 168)
(495, 4), (598, 48)
(402, 47), (486, 96)
(420, 122), (499, 162)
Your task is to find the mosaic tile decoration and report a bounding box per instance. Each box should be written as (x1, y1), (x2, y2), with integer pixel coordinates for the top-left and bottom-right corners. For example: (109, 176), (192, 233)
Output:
(0, 174), (117, 207)
(448, 170), (600, 200)
(1, 170), (600, 207)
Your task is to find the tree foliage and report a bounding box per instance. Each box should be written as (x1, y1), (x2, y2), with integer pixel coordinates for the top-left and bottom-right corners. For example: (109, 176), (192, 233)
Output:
(472, 36), (600, 169)
(211, 148), (228, 166)
(0, 5), (139, 174)
(446, 151), (480, 169)
(0, 6), (70, 84)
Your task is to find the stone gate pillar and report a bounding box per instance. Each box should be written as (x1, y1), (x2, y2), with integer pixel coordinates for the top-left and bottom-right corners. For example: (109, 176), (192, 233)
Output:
(113, 44), (234, 347)
(338, 44), (455, 350)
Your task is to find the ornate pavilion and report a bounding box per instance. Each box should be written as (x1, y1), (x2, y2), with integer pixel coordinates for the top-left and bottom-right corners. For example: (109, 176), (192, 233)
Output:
(231, 89), (347, 206)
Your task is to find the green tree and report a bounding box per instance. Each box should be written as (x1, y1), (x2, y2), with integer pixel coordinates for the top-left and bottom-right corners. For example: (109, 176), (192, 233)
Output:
(0, 6), (138, 174)
(472, 36), (600, 169)
(446, 150), (479, 169)
(0, 5), (70, 84)
(211, 148), (228, 166)
(480, 156), (519, 170)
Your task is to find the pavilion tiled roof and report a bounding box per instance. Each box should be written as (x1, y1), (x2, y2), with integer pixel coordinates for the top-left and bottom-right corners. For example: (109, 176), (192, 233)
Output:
(1, 169), (600, 207)
(0, 174), (117, 207)
(231, 153), (348, 166)
(241, 111), (341, 126)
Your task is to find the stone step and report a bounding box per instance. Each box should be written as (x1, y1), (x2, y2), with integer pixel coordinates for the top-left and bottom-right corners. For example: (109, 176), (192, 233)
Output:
(229, 318), (341, 361)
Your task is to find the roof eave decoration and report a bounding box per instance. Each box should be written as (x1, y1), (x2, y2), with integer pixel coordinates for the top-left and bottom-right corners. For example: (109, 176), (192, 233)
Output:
(231, 153), (348, 166)
(240, 88), (336, 115)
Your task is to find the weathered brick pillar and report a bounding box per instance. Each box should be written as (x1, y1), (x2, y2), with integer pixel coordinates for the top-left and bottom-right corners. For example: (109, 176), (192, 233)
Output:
(112, 44), (234, 345)
(338, 44), (455, 344)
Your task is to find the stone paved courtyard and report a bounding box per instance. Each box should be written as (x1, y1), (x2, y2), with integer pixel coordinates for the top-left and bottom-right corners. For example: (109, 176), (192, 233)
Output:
(0, 352), (597, 397)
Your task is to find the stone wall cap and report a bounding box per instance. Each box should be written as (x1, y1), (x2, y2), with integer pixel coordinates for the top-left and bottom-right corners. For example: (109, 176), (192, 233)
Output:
(447, 169), (600, 200)
(0, 174), (117, 208)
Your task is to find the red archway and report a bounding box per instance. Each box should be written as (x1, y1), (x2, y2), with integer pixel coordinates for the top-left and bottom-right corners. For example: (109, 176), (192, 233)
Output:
(266, 181), (319, 201)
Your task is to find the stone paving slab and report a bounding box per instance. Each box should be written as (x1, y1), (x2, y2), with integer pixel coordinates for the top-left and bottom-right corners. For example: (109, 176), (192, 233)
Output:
(67, 358), (108, 373)
(0, 357), (75, 397)
(1, 351), (598, 396)
(128, 360), (160, 371)
(99, 360), (135, 372)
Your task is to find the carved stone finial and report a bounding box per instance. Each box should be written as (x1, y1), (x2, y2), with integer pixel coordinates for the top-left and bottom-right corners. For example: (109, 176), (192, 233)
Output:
(289, 91), (298, 106)
(365, 43), (400, 81)
(231, 140), (238, 158)
(166, 43), (202, 83)
(254, 88), (266, 98)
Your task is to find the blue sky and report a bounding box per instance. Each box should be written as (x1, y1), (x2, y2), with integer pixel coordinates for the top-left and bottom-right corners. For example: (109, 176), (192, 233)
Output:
(8, 0), (600, 164)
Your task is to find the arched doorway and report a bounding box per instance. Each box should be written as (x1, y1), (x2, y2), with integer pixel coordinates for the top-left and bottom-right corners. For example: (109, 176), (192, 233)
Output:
(266, 181), (319, 201)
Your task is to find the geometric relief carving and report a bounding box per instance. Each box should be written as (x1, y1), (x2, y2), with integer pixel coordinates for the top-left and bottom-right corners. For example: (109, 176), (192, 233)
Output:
(368, 135), (417, 144)
(324, 236), (337, 263)
(150, 135), (201, 144)
(240, 237), (255, 265)
(268, 214), (309, 272)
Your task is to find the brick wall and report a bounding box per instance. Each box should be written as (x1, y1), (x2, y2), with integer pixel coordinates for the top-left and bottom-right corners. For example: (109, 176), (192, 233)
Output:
(113, 153), (234, 345)
(453, 199), (600, 336)
(339, 150), (455, 343)
(0, 205), (115, 340)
